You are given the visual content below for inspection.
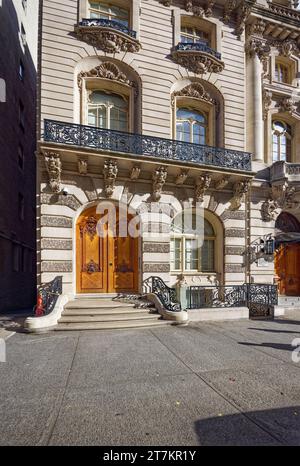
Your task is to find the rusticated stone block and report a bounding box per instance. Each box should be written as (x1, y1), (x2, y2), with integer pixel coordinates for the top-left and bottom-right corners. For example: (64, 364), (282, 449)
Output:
(225, 246), (245, 255)
(221, 210), (246, 221)
(143, 263), (170, 273)
(41, 238), (72, 250)
(41, 215), (72, 228)
(225, 264), (245, 273)
(41, 261), (72, 272)
(41, 193), (82, 211)
(143, 243), (170, 253)
(225, 228), (245, 238)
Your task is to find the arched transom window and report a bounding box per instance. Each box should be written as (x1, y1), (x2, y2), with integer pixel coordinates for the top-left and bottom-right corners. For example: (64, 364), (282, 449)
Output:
(176, 108), (207, 144)
(170, 213), (216, 273)
(88, 1), (129, 26)
(272, 120), (291, 162)
(88, 90), (128, 132)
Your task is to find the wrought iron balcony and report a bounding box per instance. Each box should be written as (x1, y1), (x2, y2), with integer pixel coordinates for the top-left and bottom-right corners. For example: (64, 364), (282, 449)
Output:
(172, 42), (225, 74)
(74, 18), (140, 53)
(78, 18), (137, 38)
(44, 120), (252, 173)
(175, 42), (222, 60)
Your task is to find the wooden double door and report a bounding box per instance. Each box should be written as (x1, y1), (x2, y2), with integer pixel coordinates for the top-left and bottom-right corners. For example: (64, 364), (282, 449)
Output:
(275, 243), (300, 296)
(76, 206), (139, 294)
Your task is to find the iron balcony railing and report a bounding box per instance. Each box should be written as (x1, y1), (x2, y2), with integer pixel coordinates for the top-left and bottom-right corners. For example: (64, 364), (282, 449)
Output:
(78, 18), (137, 38)
(44, 120), (252, 172)
(175, 42), (222, 60)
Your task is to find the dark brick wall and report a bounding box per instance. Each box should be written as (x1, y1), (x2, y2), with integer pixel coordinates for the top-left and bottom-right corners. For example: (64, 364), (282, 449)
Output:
(0, 0), (37, 312)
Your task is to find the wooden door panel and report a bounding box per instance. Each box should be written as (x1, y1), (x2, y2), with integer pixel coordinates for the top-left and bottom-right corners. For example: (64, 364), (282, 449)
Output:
(275, 244), (300, 296)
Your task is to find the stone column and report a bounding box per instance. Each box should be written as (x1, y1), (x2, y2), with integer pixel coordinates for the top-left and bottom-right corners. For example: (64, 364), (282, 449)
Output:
(252, 52), (264, 162)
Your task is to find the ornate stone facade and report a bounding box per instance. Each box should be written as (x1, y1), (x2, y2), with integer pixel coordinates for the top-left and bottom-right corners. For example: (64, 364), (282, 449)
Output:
(152, 166), (168, 202)
(103, 160), (118, 198)
(44, 151), (62, 193)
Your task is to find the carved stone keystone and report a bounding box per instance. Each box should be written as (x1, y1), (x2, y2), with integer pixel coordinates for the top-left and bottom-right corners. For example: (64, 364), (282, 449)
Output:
(44, 151), (62, 193)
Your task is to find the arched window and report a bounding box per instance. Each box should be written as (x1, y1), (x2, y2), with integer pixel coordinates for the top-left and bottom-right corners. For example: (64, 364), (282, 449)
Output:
(88, 90), (128, 131)
(170, 213), (216, 273)
(176, 108), (207, 144)
(88, 1), (129, 26)
(272, 120), (291, 162)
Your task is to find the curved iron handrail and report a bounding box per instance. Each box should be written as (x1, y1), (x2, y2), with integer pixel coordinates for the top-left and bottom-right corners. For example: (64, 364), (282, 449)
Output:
(79, 18), (137, 38)
(143, 276), (182, 312)
(34, 276), (63, 316)
(175, 42), (222, 60)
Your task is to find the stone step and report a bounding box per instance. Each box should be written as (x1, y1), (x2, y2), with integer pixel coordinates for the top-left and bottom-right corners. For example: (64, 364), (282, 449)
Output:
(62, 307), (151, 316)
(55, 319), (173, 331)
(65, 299), (136, 310)
(59, 312), (158, 323)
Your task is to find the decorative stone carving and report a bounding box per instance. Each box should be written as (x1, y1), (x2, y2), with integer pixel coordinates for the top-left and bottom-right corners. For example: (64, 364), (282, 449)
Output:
(172, 83), (216, 107)
(103, 160), (118, 198)
(261, 198), (278, 222)
(229, 180), (250, 210)
(248, 19), (266, 38)
(175, 169), (189, 185)
(152, 166), (168, 202)
(245, 39), (271, 76)
(271, 181), (299, 209)
(276, 96), (297, 114)
(214, 176), (229, 190)
(78, 62), (135, 89)
(78, 159), (88, 175)
(160, 0), (172, 5)
(74, 23), (141, 54)
(82, 259), (100, 274)
(195, 173), (211, 203)
(130, 166), (141, 180)
(205, 0), (215, 17)
(262, 89), (272, 120)
(182, 0), (214, 16)
(172, 48), (224, 75)
(236, 2), (252, 39)
(44, 151), (62, 193)
(223, 0), (238, 23)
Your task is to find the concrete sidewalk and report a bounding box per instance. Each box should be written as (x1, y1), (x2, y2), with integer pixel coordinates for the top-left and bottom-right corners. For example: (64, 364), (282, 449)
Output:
(0, 312), (300, 445)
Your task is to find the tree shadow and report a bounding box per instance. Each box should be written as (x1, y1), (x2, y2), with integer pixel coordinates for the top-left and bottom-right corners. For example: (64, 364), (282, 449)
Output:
(248, 327), (300, 334)
(238, 341), (294, 352)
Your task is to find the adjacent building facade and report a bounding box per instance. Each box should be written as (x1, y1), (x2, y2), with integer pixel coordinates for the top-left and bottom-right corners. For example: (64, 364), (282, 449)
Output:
(37, 0), (300, 310)
(0, 0), (38, 312)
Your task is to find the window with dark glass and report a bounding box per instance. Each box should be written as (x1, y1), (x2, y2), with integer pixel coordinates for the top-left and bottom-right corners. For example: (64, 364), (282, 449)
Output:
(18, 193), (25, 221)
(18, 145), (24, 169)
(274, 62), (290, 84)
(272, 120), (292, 162)
(88, 90), (128, 132)
(19, 100), (25, 129)
(19, 61), (25, 80)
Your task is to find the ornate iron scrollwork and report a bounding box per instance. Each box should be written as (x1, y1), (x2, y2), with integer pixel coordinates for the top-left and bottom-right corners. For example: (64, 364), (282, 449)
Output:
(44, 120), (252, 172)
(143, 276), (182, 312)
(35, 276), (63, 316)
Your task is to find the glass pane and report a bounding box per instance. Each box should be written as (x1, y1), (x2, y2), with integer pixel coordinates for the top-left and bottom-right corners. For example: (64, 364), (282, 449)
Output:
(88, 108), (97, 126)
(97, 107), (106, 128)
(170, 238), (181, 270)
(201, 240), (214, 272)
(177, 108), (205, 123)
(90, 2), (101, 10)
(176, 121), (190, 142)
(193, 124), (205, 145)
(204, 219), (214, 236)
(110, 108), (128, 131)
(185, 239), (198, 271)
(273, 121), (285, 134)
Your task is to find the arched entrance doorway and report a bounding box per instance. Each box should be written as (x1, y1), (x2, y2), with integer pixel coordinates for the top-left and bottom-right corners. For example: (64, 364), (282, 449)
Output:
(274, 212), (300, 296)
(76, 205), (139, 294)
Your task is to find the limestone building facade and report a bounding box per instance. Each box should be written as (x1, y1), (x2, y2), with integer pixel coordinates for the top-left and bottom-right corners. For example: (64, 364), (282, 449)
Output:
(37, 0), (300, 308)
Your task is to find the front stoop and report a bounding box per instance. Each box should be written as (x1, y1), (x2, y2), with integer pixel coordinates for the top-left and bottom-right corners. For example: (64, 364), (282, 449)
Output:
(55, 298), (175, 331)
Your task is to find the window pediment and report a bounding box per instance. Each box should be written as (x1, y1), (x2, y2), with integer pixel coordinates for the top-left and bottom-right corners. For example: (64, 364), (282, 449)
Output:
(172, 83), (216, 107)
(77, 62), (136, 90)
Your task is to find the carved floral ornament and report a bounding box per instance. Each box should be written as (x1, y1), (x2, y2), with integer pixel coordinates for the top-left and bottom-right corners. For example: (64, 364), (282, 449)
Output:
(152, 166), (168, 202)
(229, 180), (250, 211)
(195, 173), (211, 203)
(74, 23), (141, 54)
(171, 83), (216, 108)
(103, 159), (118, 198)
(161, 0), (215, 17)
(77, 62), (136, 92)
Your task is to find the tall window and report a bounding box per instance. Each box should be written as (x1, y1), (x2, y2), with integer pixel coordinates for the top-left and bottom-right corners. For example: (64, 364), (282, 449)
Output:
(88, 2), (129, 26)
(176, 108), (207, 144)
(274, 62), (289, 84)
(170, 214), (215, 273)
(272, 120), (291, 162)
(88, 91), (128, 132)
(180, 26), (209, 45)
